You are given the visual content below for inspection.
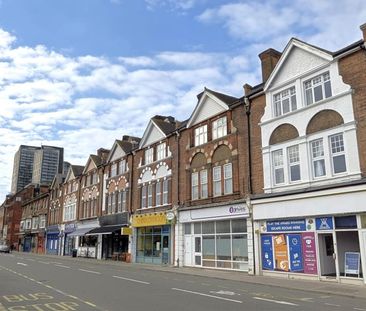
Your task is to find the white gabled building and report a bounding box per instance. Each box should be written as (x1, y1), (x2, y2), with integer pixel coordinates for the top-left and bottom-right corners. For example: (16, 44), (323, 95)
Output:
(252, 37), (366, 285)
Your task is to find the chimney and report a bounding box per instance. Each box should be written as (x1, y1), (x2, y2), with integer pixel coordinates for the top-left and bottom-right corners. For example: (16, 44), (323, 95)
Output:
(243, 83), (253, 96)
(360, 23), (366, 41)
(97, 148), (110, 163)
(258, 48), (282, 83)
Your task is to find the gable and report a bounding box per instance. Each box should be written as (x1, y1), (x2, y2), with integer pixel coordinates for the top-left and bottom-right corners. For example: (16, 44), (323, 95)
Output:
(84, 158), (97, 173)
(139, 121), (166, 149)
(107, 142), (126, 163)
(188, 93), (228, 127)
(65, 169), (75, 183)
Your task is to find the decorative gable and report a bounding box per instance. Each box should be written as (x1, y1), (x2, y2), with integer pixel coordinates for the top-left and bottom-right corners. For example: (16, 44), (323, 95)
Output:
(139, 120), (166, 149)
(64, 168), (75, 183)
(187, 91), (229, 128)
(107, 141), (126, 163)
(265, 39), (333, 91)
(83, 157), (97, 174)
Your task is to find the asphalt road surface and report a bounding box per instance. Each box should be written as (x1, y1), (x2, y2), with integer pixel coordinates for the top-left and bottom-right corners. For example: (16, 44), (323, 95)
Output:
(0, 252), (365, 311)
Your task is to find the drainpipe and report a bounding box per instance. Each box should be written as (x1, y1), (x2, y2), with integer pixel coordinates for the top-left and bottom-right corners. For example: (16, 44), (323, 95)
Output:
(244, 95), (255, 275)
(175, 130), (181, 267)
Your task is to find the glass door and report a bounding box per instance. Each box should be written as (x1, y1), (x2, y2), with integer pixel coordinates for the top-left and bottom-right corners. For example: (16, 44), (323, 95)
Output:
(194, 236), (202, 266)
(318, 233), (337, 279)
(162, 235), (169, 264)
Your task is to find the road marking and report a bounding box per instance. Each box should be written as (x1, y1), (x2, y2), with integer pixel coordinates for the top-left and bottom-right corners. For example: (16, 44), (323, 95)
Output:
(0, 302), (6, 311)
(17, 262), (28, 266)
(26, 258), (35, 261)
(209, 290), (240, 296)
(354, 308), (366, 311)
(84, 301), (97, 307)
(79, 269), (101, 274)
(38, 261), (50, 264)
(54, 264), (70, 269)
(253, 297), (298, 306)
(172, 288), (243, 304)
(325, 303), (340, 307)
(113, 275), (150, 284)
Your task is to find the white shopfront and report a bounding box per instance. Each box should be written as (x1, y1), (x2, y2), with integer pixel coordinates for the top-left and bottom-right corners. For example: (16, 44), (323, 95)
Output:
(253, 185), (366, 285)
(178, 202), (253, 273)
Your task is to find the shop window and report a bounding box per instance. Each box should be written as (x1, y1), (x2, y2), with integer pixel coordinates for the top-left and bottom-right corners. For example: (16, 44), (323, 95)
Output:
(202, 222), (215, 234)
(216, 220), (230, 233)
(194, 222), (201, 234)
(232, 219), (247, 233)
(195, 237), (201, 252)
(335, 215), (357, 229)
(184, 223), (191, 235)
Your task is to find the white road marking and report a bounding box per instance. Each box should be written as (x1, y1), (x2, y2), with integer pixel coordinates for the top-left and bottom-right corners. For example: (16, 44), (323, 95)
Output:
(26, 258), (35, 261)
(16, 262), (28, 266)
(253, 297), (298, 306)
(79, 269), (101, 274)
(325, 303), (340, 307)
(354, 308), (366, 311)
(172, 288), (243, 304)
(38, 261), (50, 264)
(113, 275), (150, 284)
(55, 264), (71, 269)
(209, 290), (240, 296)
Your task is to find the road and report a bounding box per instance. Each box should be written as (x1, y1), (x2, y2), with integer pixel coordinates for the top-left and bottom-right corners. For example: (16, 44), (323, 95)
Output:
(0, 252), (365, 311)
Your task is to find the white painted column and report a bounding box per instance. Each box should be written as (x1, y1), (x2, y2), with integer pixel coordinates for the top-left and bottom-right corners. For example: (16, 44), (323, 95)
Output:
(247, 217), (254, 275)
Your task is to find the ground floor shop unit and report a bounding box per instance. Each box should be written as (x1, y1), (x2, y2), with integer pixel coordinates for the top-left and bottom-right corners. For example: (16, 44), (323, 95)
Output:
(178, 202), (253, 273)
(60, 223), (77, 256)
(253, 184), (366, 285)
(132, 211), (175, 265)
(46, 225), (60, 255)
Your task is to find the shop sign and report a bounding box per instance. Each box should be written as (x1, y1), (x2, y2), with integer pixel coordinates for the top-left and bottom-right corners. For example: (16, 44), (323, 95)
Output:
(131, 213), (168, 227)
(315, 217), (333, 230)
(121, 227), (132, 235)
(345, 252), (360, 276)
(266, 219), (306, 233)
(166, 211), (175, 221)
(273, 234), (289, 271)
(261, 235), (274, 270)
(288, 234), (303, 272)
(302, 232), (318, 274)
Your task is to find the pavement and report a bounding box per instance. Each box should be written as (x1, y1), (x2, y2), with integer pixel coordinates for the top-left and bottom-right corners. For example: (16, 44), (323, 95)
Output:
(11, 251), (366, 299)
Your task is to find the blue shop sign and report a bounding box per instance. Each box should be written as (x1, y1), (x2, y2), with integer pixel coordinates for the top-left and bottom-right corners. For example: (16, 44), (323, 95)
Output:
(266, 219), (306, 232)
(261, 235), (274, 270)
(288, 234), (303, 272)
(315, 217), (333, 230)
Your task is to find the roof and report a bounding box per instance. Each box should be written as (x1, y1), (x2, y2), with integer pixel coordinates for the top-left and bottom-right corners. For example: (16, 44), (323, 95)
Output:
(333, 39), (364, 57)
(204, 88), (240, 107)
(71, 165), (84, 177)
(89, 154), (102, 167)
(151, 115), (180, 135)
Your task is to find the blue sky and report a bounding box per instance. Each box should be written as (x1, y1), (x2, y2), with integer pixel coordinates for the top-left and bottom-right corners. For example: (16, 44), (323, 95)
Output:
(0, 0), (365, 200)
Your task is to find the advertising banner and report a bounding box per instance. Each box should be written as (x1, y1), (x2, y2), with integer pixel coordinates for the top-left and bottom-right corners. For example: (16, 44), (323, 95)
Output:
(266, 219), (306, 233)
(261, 235), (274, 270)
(274, 234), (289, 271)
(345, 252), (360, 276)
(288, 234), (303, 272)
(302, 232), (318, 274)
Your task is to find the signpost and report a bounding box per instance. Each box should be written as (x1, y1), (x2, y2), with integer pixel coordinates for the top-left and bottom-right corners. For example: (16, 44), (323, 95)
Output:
(344, 252), (360, 277)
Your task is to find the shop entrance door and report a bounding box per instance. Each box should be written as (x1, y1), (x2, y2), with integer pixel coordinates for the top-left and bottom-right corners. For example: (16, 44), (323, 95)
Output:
(194, 236), (202, 266)
(318, 233), (337, 279)
(162, 235), (169, 264)
(184, 236), (192, 266)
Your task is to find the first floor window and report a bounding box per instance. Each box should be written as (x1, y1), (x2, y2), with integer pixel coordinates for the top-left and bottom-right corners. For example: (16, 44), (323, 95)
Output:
(330, 133), (346, 174)
(224, 163), (233, 194)
(200, 170), (208, 199)
(212, 116), (227, 140)
(148, 184), (153, 207)
(141, 185), (147, 208)
(311, 138), (326, 177)
(287, 145), (301, 182)
(163, 180), (169, 205)
(156, 181), (161, 206)
(213, 166), (221, 197)
(195, 125), (208, 146)
(191, 172), (199, 200)
(272, 149), (284, 184)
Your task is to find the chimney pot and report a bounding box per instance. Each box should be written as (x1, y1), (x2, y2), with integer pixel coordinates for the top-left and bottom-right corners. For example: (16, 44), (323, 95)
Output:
(360, 23), (366, 41)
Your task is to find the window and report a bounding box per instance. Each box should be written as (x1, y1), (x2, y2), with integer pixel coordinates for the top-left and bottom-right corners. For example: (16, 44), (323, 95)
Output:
(32, 217), (38, 230)
(273, 87), (297, 117)
(163, 180), (169, 205)
(39, 215), (46, 228)
(141, 185), (147, 208)
(191, 172), (199, 200)
(195, 125), (208, 146)
(212, 117), (227, 140)
(156, 181), (161, 206)
(311, 138), (326, 177)
(200, 170), (208, 199)
(111, 163), (117, 177)
(224, 163), (233, 194)
(213, 166), (221, 197)
(157, 143), (166, 161)
(122, 190), (127, 212)
(111, 193), (116, 213)
(304, 72), (332, 105)
(145, 148), (154, 165)
(93, 173), (98, 184)
(287, 145), (301, 182)
(147, 184), (153, 207)
(272, 150), (284, 184)
(330, 133), (346, 174)
(119, 160), (126, 175)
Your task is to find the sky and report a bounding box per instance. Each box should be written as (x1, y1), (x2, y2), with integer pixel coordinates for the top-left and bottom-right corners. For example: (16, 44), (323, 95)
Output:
(0, 0), (365, 200)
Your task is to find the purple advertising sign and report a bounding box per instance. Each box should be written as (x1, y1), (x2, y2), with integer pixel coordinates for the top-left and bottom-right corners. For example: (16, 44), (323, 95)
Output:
(301, 232), (318, 275)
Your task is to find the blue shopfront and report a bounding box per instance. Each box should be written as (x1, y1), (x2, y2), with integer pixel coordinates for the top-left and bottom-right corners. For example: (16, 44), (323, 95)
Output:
(63, 223), (76, 256)
(46, 225), (60, 255)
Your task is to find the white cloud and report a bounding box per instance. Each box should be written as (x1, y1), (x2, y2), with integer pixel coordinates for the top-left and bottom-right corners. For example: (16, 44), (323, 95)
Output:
(145, 0), (203, 11)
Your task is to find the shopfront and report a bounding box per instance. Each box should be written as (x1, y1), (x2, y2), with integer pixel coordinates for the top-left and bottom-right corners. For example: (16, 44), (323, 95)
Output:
(132, 211), (175, 265)
(63, 223), (76, 256)
(179, 203), (251, 272)
(253, 186), (366, 284)
(68, 220), (99, 258)
(46, 225), (60, 255)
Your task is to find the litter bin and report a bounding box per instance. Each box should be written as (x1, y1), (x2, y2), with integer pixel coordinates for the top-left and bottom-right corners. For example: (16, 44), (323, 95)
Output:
(72, 249), (77, 258)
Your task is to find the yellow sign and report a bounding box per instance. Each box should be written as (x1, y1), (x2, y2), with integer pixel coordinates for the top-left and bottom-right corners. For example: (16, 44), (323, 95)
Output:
(121, 227), (132, 235)
(131, 212), (168, 227)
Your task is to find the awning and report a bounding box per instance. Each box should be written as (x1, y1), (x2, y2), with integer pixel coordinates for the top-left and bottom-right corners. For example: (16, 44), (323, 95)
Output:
(86, 225), (123, 235)
(68, 227), (98, 237)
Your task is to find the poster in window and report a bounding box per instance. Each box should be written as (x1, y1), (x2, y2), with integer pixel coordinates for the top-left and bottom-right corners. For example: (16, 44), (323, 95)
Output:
(288, 234), (303, 272)
(261, 235), (274, 270)
(274, 234), (289, 271)
(302, 232), (318, 274)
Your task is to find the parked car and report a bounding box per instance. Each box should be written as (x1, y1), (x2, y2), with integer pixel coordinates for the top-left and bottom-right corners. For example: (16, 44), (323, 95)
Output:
(0, 240), (10, 253)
